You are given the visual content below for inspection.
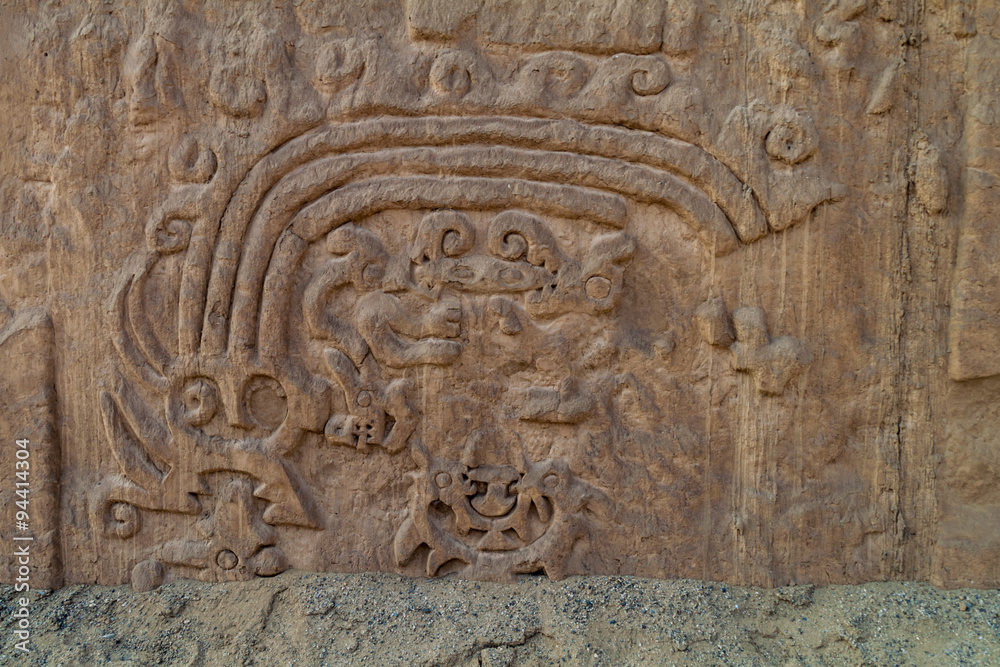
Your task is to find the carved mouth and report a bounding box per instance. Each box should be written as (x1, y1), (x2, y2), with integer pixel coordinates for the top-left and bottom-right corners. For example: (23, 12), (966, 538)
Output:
(467, 465), (520, 518)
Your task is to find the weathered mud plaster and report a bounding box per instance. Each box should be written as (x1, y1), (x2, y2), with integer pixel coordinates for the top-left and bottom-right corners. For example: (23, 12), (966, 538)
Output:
(0, 0), (997, 591)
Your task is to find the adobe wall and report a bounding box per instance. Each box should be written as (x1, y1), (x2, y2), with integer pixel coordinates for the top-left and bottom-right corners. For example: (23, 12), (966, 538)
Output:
(0, 0), (997, 591)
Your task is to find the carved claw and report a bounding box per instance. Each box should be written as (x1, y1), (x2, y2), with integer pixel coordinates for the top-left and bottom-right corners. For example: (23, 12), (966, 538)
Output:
(425, 300), (463, 338)
(380, 379), (418, 454)
(304, 259), (370, 366)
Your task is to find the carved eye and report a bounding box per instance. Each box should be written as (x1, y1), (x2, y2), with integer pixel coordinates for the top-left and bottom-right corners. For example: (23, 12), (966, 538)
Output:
(543, 473), (561, 489)
(528, 52), (589, 97)
(150, 216), (192, 255)
(356, 390), (372, 408)
(315, 38), (365, 91)
(585, 275), (613, 300)
(182, 377), (218, 427)
(244, 376), (287, 431)
(107, 501), (141, 539)
(435, 472), (452, 488)
(499, 267), (523, 284)
(216, 550), (239, 571)
(442, 230), (465, 256)
(430, 50), (474, 97)
(765, 116), (817, 165)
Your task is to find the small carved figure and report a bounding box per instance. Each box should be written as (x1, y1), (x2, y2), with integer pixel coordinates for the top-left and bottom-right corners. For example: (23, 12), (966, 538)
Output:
(322, 348), (417, 454)
(394, 440), (609, 581)
(730, 307), (812, 395)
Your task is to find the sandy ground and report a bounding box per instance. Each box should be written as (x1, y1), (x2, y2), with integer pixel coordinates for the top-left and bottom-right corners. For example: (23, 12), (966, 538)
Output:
(1, 572), (998, 666)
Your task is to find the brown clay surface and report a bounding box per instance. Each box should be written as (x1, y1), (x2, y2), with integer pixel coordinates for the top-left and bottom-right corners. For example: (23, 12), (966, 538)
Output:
(0, 0), (998, 598)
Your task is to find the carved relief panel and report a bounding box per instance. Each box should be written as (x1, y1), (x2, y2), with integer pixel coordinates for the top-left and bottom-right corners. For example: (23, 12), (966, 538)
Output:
(2, 0), (996, 591)
(101, 111), (786, 586)
(97, 79), (837, 584)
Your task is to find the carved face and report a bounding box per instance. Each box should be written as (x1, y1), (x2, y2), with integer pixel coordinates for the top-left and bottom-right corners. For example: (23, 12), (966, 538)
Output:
(303, 210), (634, 455)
